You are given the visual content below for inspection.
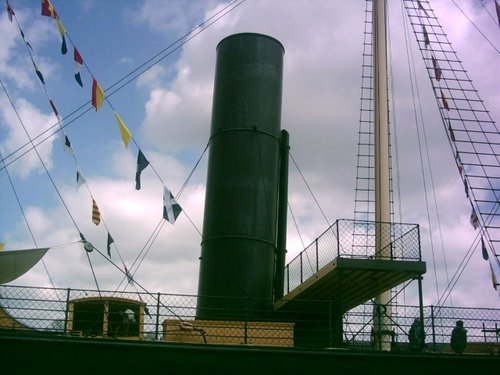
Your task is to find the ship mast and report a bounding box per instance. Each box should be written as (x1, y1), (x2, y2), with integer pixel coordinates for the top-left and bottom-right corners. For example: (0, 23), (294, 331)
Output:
(373, 0), (392, 351)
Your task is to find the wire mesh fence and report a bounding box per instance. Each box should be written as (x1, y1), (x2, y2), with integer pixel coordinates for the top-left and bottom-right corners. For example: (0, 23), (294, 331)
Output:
(1, 284), (498, 353)
(284, 219), (421, 294)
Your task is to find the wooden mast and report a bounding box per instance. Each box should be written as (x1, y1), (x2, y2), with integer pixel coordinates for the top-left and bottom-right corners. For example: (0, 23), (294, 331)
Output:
(373, 0), (392, 351)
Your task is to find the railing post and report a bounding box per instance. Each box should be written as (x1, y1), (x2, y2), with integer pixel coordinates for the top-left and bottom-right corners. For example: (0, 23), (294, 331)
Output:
(63, 288), (70, 335)
(336, 220), (340, 257)
(431, 305), (436, 351)
(300, 252), (303, 284)
(286, 266), (290, 294)
(155, 292), (161, 341)
(315, 238), (319, 272)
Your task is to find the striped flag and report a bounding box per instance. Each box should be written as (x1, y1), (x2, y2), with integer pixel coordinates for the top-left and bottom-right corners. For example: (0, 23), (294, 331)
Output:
(92, 198), (101, 225)
(91, 78), (105, 111)
(114, 112), (132, 148)
(163, 186), (182, 224)
(74, 48), (83, 87)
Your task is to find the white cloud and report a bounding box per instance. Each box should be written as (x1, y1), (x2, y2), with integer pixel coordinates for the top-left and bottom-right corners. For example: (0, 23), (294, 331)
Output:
(0, 97), (56, 177)
(2, 0), (499, 310)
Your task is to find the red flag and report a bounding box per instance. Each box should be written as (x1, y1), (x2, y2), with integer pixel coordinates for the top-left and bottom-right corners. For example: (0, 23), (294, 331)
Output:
(6, 0), (15, 22)
(74, 48), (84, 87)
(91, 78), (105, 111)
(92, 198), (101, 225)
(41, 0), (57, 19)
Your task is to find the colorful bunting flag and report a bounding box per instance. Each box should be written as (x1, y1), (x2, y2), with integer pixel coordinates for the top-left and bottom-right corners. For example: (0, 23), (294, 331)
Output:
(56, 18), (67, 55)
(489, 261), (499, 290)
(49, 99), (59, 118)
(496, 1), (500, 28)
(114, 112), (132, 148)
(124, 264), (134, 286)
(422, 25), (429, 47)
(92, 198), (101, 225)
(63, 134), (73, 155)
(448, 120), (455, 141)
(76, 170), (85, 191)
(74, 48), (83, 87)
(163, 186), (182, 224)
(440, 89), (449, 110)
(91, 78), (105, 111)
(6, 0), (15, 22)
(481, 237), (489, 261)
(19, 28), (34, 51)
(431, 55), (442, 81)
(470, 207), (479, 230)
(41, 0), (57, 18)
(32, 61), (45, 84)
(417, 0), (429, 17)
(135, 150), (149, 190)
(106, 232), (114, 257)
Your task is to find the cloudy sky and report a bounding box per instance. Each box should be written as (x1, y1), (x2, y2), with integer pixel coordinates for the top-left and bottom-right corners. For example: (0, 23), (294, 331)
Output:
(0, 0), (499, 309)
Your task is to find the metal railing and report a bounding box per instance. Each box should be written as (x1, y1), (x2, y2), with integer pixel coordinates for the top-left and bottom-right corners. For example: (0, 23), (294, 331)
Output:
(0, 285), (498, 353)
(284, 219), (421, 294)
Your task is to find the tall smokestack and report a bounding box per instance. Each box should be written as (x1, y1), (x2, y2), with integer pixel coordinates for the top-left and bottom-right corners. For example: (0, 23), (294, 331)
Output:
(197, 33), (285, 320)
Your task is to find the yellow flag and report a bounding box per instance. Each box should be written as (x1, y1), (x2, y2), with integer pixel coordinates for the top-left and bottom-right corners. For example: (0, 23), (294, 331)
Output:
(0, 242), (4, 251)
(114, 112), (132, 148)
(56, 18), (65, 37)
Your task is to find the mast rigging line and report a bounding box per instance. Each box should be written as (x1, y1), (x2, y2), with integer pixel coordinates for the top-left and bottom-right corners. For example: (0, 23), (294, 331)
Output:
(0, 0), (248, 172)
(399, 0), (452, 303)
(0, 78), (101, 295)
(1, 0), (243, 290)
(450, 0), (500, 55)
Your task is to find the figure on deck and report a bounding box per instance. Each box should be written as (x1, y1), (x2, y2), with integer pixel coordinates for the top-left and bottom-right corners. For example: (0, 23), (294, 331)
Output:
(408, 318), (426, 352)
(450, 320), (467, 355)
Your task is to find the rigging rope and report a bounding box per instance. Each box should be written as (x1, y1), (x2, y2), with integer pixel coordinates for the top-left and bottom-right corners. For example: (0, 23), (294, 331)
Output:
(0, 0), (247, 299)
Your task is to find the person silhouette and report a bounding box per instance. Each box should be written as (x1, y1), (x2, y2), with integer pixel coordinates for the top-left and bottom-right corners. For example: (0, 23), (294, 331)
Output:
(408, 318), (426, 352)
(450, 320), (467, 354)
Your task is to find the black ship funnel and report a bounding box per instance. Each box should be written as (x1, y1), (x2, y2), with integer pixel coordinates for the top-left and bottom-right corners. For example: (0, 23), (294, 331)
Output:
(197, 33), (286, 320)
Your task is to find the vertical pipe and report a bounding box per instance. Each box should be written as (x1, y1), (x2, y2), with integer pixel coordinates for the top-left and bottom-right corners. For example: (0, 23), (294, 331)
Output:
(155, 292), (161, 341)
(373, 0), (392, 351)
(274, 129), (289, 300)
(64, 288), (70, 335)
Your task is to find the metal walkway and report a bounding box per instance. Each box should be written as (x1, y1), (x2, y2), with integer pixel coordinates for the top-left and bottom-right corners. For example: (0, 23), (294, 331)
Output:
(276, 219), (425, 313)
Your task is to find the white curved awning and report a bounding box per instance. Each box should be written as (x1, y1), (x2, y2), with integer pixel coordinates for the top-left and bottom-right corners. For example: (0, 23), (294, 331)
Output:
(0, 248), (50, 284)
